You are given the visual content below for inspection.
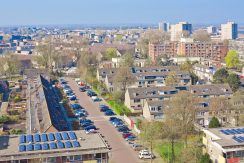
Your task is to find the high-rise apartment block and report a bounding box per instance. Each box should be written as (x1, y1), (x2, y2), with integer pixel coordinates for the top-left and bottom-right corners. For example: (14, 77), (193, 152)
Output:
(170, 22), (192, 41)
(207, 26), (217, 35)
(221, 21), (238, 40)
(158, 21), (170, 32)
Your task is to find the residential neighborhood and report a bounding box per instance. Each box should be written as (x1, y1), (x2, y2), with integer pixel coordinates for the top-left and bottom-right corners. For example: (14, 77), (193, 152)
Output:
(0, 1), (244, 163)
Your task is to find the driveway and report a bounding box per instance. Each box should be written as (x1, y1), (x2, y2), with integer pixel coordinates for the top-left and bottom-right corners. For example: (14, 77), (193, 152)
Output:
(66, 78), (141, 163)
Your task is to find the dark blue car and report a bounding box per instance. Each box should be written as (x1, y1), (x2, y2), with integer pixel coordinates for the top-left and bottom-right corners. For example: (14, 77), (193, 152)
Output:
(71, 104), (81, 109)
(84, 125), (96, 130)
(80, 119), (93, 124)
(105, 110), (115, 116)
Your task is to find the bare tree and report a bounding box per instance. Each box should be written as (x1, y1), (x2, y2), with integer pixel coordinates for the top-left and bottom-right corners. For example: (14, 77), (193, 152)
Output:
(192, 30), (211, 42)
(165, 71), (179, 87)
(0, 53), (21, 79)
(112, 67), (135, 91)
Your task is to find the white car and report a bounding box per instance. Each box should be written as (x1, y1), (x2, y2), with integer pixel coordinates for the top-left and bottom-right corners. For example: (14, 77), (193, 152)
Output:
(85, 129), (97, 134)
(138, 153), (154, 159)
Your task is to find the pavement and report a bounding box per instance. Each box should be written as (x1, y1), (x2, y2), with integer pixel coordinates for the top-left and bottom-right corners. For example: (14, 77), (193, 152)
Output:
(66, 78), (142, 163)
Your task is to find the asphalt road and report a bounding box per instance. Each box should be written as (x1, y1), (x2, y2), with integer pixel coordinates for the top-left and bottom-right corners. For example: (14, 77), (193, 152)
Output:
(66, 78), (141, 163)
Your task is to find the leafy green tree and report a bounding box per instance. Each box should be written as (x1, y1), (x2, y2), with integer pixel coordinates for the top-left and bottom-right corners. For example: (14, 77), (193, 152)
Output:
(213, 68), (229, 84)
(226, 73), (241, 92)
(105, 48), (117, 60)
(225, 50), (239, 69)
(209, 117), (221, 128)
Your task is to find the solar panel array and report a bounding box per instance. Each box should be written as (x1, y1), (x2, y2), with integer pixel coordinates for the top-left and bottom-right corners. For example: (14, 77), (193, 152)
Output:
(18, 132), (80, 152)
(220, 128), (244, 135)
(233, 136), (244, 143)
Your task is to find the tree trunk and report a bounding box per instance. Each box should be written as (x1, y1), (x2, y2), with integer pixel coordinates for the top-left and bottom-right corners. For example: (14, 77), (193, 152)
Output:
(171, 139), (175, 163)
(150, 140), (153, 163)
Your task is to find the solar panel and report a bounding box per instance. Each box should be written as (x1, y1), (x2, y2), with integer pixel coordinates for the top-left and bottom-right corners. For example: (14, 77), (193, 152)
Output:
(26, 144), (34, 151)
(49, 142), (57, 149)
(72, 141), (80, 148)
(61, 132), (70, 140)
(55, 133), (62, 141)
(233, 129), (242, 134)
(34, 144), (42, 151)
(42, 143), (49, 150)
(48, 133), (55, 141)
(68, 131), (77, 140)
(41, 134), (48, 142)
(57, 141), (64, 149)
(64, 141), (73, 148)
(238, 136), (244, 141)
(34, 134), (41, 142)
(26, 135), (33, 143)
(19, 145), (26, 152)
(233, 137), (243, 143)
(19, 135), (26, 144)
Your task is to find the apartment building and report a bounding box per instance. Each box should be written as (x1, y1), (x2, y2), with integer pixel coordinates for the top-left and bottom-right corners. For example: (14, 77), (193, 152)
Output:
(221, 21), (238, 40)
(98, 66), (191, 92)
(158, 21), (170, 32)
(148, 42), (178, 63)
(131, 66), (191, 87)
(149, 41), (228, 64)
(178, 42), (229, 63)
(193, 64), (217, 82)
(203, 127), (244, 163)
(124, 84), (232, 117)
(0, 131), (110, 163)
(170, 22), (192, 41)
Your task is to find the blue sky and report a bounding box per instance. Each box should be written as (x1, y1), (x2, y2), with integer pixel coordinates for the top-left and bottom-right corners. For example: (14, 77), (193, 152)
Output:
(1, 0), (243, 26)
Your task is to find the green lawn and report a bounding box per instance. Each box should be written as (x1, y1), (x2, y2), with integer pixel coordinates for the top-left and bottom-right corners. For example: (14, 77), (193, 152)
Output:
(155, 141), (184, 162)
(107, 100), (131, 116)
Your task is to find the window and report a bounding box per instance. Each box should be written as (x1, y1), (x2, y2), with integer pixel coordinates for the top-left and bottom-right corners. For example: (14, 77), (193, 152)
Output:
(134, 99), (140, 103)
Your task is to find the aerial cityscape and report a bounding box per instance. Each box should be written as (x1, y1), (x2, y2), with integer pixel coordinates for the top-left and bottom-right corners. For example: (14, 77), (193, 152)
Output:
(0, 0), (244, 163)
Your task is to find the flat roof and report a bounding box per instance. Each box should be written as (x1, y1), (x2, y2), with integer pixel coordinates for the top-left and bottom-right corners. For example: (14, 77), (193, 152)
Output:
(204, 127), (244, 148)
(0, 131), (109, 161)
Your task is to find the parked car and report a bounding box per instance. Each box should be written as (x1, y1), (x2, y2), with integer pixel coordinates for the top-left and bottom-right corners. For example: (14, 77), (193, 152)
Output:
(75, 112), (86, 118)
(85, 129), (97, 134)
(117, 126), (129, 132)
(138, 150), (155, 159)
(109, 117), (118, 122)
(81, 122), (93, 128)
(71, 103), (82, 110)
(79, 87), (86, 92)
(122, 133), (132, 138)
(84, 125), (96, 131)
(125, 135), (136, 141)
(64, 88), (72, 93)
(100, 107), (109, 112)
(80, 119), (93, 124)
(105, 110), (115, 116)
(69, 96), (77, 101)
(87, 90), (97, 97)
(132, 144), (143, 151)
(91, 96), (101, 102)
(99, 104), (109, 109)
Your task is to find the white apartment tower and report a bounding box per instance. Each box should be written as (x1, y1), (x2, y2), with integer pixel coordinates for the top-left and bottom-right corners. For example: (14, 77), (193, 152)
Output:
(221, 21), (238, 40)
(170, 22), (192, 41)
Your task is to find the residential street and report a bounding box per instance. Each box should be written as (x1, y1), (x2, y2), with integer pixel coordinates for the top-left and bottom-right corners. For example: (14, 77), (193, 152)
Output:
(66, 78), (141, 163)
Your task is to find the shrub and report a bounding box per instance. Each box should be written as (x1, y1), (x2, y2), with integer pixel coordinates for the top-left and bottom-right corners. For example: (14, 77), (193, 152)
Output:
(107, 100), (131, 116)
(13, 95), (22, 103)
(0, 115), (10, 123)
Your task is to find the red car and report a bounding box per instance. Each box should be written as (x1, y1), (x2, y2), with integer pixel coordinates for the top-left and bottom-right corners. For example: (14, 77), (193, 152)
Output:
(122, 133), (132, 138)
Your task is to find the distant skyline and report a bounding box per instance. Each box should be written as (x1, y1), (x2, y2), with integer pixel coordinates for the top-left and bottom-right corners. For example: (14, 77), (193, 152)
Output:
(0, 0), (244, 26)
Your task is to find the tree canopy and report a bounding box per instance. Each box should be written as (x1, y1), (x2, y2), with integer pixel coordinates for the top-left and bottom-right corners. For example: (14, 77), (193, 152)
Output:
(105, 48), (117, 60)
(225, 50), (240, 69)
(226, 73), (241, 92)
(209, 117), (221, 128)
(192, 30), (211, 42)
(165, 71), (179, 87)
(213, 68), (229, 84)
